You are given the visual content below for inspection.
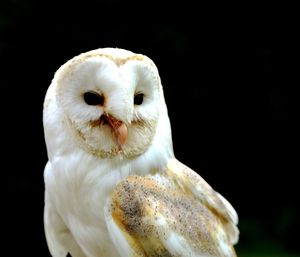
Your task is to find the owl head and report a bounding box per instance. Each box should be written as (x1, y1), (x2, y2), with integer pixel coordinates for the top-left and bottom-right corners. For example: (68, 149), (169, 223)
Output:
(43, 48), (173, 160)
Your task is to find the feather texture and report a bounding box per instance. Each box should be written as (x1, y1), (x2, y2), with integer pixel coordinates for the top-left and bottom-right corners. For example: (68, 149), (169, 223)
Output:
(104, 160), (238, 257)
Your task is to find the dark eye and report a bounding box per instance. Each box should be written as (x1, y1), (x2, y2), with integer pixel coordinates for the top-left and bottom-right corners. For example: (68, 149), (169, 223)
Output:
(83, 91), (104, 106)
(134, 93), (144, 105)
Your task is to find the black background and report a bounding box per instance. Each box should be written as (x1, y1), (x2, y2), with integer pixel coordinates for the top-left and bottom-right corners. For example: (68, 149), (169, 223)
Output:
(1, 1), (299, 256)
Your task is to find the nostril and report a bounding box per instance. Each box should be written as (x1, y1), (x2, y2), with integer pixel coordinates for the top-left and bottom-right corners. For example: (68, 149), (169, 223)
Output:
(100, 114), (109, 125)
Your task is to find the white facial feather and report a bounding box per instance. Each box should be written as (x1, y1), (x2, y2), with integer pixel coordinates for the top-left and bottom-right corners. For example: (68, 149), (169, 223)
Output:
(47, 49), (166, 159)
(43, 48), (238, 257)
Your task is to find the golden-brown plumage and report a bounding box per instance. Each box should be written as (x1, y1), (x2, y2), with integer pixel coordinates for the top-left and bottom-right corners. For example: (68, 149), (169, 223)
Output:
(107, 159), (238, 257)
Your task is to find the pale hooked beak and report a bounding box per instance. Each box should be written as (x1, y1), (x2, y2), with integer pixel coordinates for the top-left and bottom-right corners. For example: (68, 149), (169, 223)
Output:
(101, 113), (127, 147)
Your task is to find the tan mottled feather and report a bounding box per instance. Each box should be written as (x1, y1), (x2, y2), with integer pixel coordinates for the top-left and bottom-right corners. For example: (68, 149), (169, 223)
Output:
(107, 159), (238, 257)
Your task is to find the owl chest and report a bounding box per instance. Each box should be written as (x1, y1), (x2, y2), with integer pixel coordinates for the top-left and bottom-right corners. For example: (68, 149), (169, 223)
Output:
(49, 158), (125, 254)
(52, 162), (119, 221)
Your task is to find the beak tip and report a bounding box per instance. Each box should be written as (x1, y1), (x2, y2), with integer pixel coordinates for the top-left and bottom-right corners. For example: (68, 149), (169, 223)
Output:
(117, 123), (127, 146)
(101, 113), (128, 147)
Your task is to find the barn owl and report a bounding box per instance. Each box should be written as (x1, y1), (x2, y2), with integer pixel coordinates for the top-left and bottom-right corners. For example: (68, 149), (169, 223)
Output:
(43, 48), (239, 257)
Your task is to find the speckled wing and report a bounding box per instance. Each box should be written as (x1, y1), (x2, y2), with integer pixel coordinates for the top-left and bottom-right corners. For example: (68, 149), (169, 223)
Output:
(104, 159), (238, 257)
(166, 159), (239, 246)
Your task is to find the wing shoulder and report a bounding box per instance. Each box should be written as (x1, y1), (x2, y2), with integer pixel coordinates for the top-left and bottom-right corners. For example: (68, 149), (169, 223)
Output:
(105, 174), (237, 257)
